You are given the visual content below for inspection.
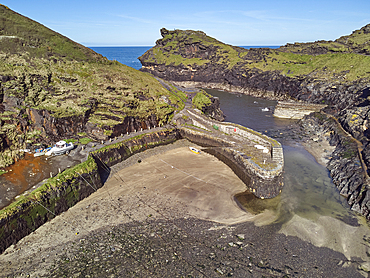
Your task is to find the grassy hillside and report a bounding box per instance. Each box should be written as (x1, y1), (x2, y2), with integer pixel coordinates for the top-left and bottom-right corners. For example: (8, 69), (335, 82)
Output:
(0, 5), (183, 124)
(140, 26), (370, 82)
(0, 4), (103, 61)
(0, 6), (186, 167)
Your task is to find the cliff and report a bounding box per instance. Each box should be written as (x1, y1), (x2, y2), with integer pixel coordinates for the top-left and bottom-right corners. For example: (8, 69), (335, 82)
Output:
(0, 6), (189, 168)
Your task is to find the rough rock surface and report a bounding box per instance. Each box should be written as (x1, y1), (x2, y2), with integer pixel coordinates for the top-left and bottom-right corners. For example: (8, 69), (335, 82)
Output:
(300, 112), (369, 219)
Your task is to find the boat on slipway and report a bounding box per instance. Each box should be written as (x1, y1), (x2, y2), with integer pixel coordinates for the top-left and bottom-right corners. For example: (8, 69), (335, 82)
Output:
(33, 147), (51, 157)
(45, 141), (74, 156)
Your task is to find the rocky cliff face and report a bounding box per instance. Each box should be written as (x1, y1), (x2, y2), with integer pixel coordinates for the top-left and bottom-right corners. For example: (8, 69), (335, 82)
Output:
(299, 112), (370, 219)
(0, 9), (193, 168)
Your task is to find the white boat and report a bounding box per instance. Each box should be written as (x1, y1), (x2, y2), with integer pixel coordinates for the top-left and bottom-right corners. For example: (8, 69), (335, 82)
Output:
(45, 141), (74, 156)
(34, 151), (46, 157)
(33, 147), (51, 157)
(189, 147), (200, 154)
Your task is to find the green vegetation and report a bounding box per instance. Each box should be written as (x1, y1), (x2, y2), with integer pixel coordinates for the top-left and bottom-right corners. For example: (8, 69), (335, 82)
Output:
(341, 149), (356, 159)
(192, 91), (212, 110)
(140, 26), (370, 83)
(0, 7), (185, 167)
(79, 137), (93, 144)
(0, 55), (175, 120)
(0, 5), (103, 61)
(141, 29), (242, 69)
(250, 51), (370, 80)
(64, 138), (78, 144)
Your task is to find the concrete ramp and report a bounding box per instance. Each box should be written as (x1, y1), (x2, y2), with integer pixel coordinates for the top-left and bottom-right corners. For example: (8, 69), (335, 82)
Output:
(274, 101), (327, 119)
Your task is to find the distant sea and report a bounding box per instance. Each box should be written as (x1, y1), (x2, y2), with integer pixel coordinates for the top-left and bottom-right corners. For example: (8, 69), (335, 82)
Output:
(90, 46), (280, 70)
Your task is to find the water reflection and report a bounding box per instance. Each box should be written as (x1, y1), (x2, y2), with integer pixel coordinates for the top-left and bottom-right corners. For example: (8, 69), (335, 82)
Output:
(205, 89), (292, 131)
(235, 145), (358, 226)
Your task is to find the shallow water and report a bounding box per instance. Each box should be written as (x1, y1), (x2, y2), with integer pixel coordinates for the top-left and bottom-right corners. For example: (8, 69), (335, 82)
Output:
(205, 89), (359, 226)
(0, 154), (49, 208)
(0, 153), (82, 209)
(236, 145), (357, 226)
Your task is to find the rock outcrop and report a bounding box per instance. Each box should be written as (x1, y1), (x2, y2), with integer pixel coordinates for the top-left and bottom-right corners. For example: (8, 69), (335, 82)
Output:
(299, 112), (370, 220)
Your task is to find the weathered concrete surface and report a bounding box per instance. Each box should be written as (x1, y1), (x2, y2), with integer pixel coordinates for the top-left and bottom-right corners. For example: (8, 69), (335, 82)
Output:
(274, 101), (327, 119)
(0, 129), (181, 255)
(175, 108), (284, 198)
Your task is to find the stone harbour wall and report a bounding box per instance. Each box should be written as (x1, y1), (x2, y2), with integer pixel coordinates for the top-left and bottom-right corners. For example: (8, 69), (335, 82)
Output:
(0, 125), (284, 254)
(179, 127), (284, 198)
(0, 156), (102, 254)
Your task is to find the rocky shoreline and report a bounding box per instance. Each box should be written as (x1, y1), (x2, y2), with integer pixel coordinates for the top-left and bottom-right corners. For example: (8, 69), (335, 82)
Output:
(301, 113), (370, 219)
(267, 111), (370, 220)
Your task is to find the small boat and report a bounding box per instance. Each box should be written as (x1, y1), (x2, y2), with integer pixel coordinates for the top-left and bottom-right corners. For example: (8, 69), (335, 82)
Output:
(189, 147), (200, 154)
(45, 141), (74, 156)
(261, 107), (270, 112)
(33, 147), (51, 157)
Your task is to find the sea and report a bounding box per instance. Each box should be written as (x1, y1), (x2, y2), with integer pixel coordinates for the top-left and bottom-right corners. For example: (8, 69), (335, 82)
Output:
(89, 46), (280, 70)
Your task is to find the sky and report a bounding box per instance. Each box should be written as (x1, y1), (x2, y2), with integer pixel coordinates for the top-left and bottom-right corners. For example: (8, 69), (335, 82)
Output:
(2, 0), (370, 47)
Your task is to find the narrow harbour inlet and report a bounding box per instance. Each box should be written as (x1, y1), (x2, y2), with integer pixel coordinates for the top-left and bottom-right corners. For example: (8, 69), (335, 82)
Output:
(1, 88), (370, 277)
(207, 88), (370, 266)
(1, 7), (370, 276)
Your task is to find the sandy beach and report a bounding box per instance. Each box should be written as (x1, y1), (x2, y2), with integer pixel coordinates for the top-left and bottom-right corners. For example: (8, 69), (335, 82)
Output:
(0, 140), (367, 277)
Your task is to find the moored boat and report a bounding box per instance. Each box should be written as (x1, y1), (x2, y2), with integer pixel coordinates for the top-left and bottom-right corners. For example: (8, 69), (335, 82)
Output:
(45, 141), (74, 156)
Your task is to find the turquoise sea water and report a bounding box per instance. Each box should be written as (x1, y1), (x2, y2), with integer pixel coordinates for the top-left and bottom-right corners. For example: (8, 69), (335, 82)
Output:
(90, 47), (151, 70)
(90, 46), (280, 70)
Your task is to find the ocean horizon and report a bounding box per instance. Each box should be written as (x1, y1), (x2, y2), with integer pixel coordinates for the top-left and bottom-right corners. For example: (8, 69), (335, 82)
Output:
(90, 46), (280, 70)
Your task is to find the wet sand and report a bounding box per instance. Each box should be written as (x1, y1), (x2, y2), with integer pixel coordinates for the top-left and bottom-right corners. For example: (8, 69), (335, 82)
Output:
(0, 140), (367, 277)
(300, 132), (336, 167)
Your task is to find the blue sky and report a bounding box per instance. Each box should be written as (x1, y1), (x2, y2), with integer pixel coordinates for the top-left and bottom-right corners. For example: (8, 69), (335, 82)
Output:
(3, 0), (370, 46)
